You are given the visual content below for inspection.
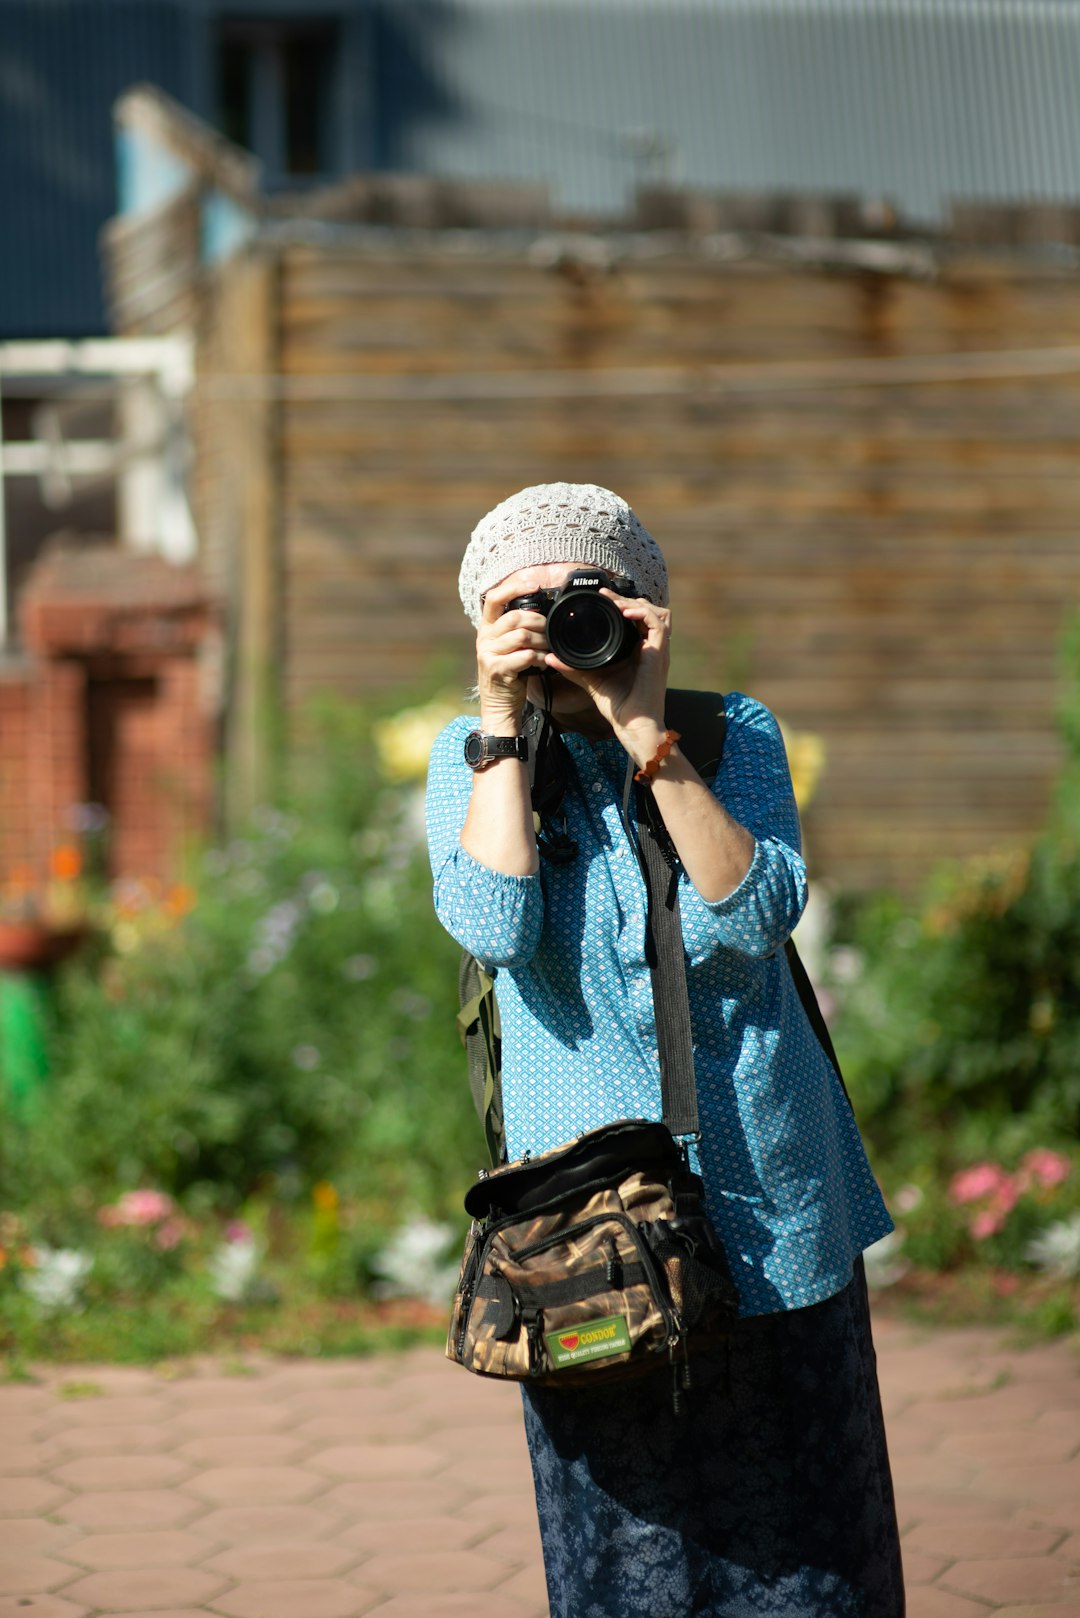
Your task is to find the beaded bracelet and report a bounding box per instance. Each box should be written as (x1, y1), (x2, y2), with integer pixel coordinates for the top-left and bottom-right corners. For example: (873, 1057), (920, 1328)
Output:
(634, 729), (681, 784)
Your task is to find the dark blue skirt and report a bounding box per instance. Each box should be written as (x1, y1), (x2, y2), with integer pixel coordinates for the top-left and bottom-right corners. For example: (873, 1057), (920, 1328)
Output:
(522, 1261), (905, 1618)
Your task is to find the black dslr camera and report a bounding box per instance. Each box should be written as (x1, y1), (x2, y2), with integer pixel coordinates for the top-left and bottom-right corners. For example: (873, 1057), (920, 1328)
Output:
(505, 569), (641, 671)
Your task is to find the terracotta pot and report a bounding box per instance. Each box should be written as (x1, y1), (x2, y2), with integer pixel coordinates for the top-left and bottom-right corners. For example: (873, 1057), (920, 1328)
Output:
(0, 921), (88, 973)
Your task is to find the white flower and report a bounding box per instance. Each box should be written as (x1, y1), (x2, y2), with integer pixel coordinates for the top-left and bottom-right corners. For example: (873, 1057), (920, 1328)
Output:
(342, 954), (377, 981)
(208, 1235), (261, 1303)
(828, 946), (864, 986)
(21, 1246), (93, 1312)
(1025, 1214), (1080, 1280)
(307, 880), (339, 914)
(893, 1184), (925, 1215)
(862, 1231), (910, 1290)
(370, 1216), (460, 1306)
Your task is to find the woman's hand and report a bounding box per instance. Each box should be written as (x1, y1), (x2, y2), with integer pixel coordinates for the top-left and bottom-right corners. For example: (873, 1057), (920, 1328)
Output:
(546, 591), (672, 770)
(475, 578), (551, 733)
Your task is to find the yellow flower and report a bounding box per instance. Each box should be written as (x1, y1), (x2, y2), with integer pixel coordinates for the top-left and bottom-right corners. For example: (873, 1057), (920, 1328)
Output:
(779, 725), (826, 811)
(374, 696), (462, 783)
(312, 1181), (339, 1213)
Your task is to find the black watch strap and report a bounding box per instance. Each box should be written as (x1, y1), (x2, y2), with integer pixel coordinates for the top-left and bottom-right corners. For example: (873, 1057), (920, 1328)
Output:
(464, 731), (529, 770)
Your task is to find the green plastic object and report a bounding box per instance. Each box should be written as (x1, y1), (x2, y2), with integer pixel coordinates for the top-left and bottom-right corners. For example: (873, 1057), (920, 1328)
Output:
(0, 971), (51, 1115)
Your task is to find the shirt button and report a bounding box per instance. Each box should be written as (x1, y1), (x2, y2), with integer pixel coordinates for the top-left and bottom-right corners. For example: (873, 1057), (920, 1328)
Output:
(591, 780), (603, 792)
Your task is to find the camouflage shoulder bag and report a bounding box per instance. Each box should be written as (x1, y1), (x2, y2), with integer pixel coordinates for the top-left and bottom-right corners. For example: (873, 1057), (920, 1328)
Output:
(447, 693), (740, 1404)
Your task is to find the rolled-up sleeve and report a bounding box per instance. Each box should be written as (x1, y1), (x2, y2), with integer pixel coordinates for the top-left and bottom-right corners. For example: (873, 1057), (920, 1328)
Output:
(425, 719), (544, 967)
(678, 694), (807, 959)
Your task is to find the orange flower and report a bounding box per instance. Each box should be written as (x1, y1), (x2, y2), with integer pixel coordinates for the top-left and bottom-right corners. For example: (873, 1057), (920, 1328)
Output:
(49, 845), (82, 882)
(165, 884), (197, 918)
(312, 1181), (339, 1213)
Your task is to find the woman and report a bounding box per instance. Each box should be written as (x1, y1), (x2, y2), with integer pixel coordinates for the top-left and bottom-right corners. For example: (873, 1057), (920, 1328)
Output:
(426, 482), (905, 1617)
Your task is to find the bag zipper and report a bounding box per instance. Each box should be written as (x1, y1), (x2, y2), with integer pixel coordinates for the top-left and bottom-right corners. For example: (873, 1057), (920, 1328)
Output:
(502, 1209), (683, 1350)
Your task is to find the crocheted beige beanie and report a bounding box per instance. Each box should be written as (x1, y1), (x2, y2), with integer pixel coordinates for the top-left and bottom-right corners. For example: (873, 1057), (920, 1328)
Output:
(459, 482), (668, 627)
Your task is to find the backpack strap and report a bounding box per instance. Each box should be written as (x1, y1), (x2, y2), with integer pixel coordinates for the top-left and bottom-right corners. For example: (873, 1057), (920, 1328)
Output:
(457, 953), (505, 1166)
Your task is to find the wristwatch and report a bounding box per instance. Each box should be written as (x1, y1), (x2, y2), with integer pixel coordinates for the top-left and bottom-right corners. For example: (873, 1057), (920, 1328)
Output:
(463, 731), (529, 771)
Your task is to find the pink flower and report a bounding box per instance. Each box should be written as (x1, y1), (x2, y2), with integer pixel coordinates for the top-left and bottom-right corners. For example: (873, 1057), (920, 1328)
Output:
(1018, 1149), (1071, 1191)
(225, 1220), (254, 1245)
(153, 1218), (186, 1252)
(98, 1189), (176, 1228)
(949, 1163), (1010, 1205)
(970, 1208), (1006, 1240)
(992, 1177), (1019, 1215)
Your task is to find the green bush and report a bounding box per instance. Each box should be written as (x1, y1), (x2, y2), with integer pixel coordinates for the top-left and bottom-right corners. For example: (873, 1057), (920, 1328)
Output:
(0, 700), (478, 1248)
(831, 618), (1080, 1170)
(831, 841), (1080, 1167)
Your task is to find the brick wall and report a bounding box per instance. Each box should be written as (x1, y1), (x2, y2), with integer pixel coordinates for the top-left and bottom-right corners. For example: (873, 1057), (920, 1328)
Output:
(0, 550), (217, 889)
(0, 664), (35, 881)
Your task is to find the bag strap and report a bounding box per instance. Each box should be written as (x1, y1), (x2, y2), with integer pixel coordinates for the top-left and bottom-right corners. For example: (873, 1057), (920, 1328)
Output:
(635, 782), (702, 1140)
(458, 688), (851, 1162)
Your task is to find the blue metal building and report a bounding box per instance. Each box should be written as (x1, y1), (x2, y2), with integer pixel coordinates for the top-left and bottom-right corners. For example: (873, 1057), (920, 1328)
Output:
(3, 0), (1080, 337)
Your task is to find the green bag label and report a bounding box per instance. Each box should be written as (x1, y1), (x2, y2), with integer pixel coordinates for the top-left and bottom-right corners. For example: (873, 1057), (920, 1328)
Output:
(545, 1314), (631, 1369)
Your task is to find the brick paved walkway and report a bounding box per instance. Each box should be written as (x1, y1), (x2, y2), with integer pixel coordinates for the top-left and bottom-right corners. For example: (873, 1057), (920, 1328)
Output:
(0, 1312), (1078, 1617)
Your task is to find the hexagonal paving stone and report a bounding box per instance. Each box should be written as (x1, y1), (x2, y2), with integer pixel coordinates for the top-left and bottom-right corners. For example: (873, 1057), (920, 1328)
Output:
(49, 1455), (191, 1493)
(904, 1518), (1065, 1560)
(321, 1480), (460, 1521)
(0, 1480), (69, 1517)
(191, 1506), (338, 1545)
(205, 1543), (358, 1581)
(48, 1425), (167, 1458)
(61, 1568), (227, 1612)
(168, 1379), (288, 1408)
(174, 1435), (309, 1468)
(0, 1522), (73, 1558)
(942, 1556), (1080, 1604)
(0, 1444), (65, 1477)
(939, 1425), (1080, 1464)
(93, 1611), (231, 1618)
(42, 1399), (166, 1430)
(171, 1406), (291, 1436)
(995, 1608), (1080, 1618)
(0, 1556), (77, 1595)
(0, 1388), (50, 1420)
(211, 1579), (377, 1618)
(355, 1549), (504, 1593)
(63, 1530), (214, 1570)
(0, 1597), (90, 1618)
(473, 1523), (544, 1565)
(974, 1462), (1080, 1504)
(55, 1490), (202, 1532)
(293, 1416), (428, 1447)
(494, 1563), (550, 1608)
(338, 1516), (481, 1556)
(184, 1466), (323, 1505)
(367, 1597), (539, 1618)
(307, 1446), (445, 1482)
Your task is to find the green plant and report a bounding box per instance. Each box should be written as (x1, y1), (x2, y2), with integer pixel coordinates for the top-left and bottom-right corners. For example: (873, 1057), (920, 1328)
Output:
(831, 616), (1080, 1163)
(0, 697), (479, 1239)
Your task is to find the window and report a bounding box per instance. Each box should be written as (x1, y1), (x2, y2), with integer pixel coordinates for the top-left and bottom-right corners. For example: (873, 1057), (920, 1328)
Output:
(217, 17), (339, 183)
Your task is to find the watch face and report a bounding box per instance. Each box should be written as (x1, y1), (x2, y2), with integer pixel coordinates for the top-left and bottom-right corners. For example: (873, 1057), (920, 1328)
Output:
(463, 731), (486, 768)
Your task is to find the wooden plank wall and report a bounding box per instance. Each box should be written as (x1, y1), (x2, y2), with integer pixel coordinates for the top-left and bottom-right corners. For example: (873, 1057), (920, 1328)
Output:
(240, 241), (1080, 892)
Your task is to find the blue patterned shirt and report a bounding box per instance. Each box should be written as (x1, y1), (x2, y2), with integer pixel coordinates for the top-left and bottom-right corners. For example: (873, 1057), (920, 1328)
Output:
(426, 692), (892, 1316)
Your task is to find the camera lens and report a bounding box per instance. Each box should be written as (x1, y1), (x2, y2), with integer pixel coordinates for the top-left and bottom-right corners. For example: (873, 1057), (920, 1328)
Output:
(547, 591), (638, 670)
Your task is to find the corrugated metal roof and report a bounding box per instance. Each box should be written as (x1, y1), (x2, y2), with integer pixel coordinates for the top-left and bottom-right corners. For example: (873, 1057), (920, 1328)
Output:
(391, 0), (1080, 221)
(4, 0), (1080, 337)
